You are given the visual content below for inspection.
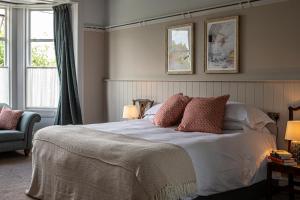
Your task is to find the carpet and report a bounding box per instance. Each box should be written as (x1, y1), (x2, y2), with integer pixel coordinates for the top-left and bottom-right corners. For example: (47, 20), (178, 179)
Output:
(0, 151), (296, 200)
(0, 151), (33, 200)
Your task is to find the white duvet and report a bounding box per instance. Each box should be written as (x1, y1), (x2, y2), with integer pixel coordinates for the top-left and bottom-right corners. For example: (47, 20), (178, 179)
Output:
(85, 119), (276, 196)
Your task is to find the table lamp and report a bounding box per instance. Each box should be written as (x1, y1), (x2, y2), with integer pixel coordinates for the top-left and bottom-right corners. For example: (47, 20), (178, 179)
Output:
(123, 105), (139, 120)
(285, 121), (300, 161)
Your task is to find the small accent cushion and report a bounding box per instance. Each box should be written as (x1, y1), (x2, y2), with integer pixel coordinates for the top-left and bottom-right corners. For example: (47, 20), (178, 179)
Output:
(154, 93), (191, 127)
(0, 107), (23, 130)
(177, 95), (230, 134)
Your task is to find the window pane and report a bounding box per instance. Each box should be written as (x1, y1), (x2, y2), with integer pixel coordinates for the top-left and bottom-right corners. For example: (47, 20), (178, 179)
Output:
(31, 42), (56, 67)
(30, 11), (53, 39)
(0, 67), (9, 104)
(0, 41), (5, 66)
(0, 9), (6, 38)
(0, 8), (8, 104)
(27, 9), (58, 108)
(26, 68), (59, 108)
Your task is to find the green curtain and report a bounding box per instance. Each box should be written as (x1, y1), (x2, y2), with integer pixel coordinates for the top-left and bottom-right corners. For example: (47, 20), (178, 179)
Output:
(53, 4), (82, 125)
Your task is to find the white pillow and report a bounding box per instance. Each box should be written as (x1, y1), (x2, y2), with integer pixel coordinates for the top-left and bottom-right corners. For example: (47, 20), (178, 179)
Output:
(223, 120), (243, 130)
(144, 103), (162, 116)
(143, 115), (155, 120)
(224, 102), (274, 130)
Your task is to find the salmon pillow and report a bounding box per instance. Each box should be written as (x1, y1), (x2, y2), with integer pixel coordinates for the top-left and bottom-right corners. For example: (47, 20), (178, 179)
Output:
(154, 93), (191, 127)
(0, 107), (23, 130)
(177, 95), (230, 134)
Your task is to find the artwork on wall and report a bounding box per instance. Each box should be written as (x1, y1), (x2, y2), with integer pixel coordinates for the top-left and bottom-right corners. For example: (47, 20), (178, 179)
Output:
(205, 16), (239, 73)
(166, 23), (194, 74)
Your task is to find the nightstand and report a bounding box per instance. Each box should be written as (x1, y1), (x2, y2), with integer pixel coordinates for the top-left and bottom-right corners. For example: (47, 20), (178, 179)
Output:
(267, 162), (300, 200)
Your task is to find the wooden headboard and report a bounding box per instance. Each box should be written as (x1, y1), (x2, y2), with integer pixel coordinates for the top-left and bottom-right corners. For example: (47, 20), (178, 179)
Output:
(289, 104), (300, 120)
(267, 112), (280, 123)
(266, 112), (280, 142)
(287, 104), (300, 151)
(133, 99), (154, 119)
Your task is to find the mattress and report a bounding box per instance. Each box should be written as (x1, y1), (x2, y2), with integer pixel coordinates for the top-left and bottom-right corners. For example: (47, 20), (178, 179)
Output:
(85, 119), (276, 196)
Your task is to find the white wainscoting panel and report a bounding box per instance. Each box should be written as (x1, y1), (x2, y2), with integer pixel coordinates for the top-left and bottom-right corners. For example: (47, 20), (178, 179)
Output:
(105, 80), (300, 149)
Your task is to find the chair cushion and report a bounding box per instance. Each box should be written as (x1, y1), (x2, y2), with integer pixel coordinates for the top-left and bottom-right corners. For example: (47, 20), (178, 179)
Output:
(0, 130), (25, 142)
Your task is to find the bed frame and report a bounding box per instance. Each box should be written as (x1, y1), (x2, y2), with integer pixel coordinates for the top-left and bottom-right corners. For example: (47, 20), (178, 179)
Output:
(194, 112), (280, 200)
(195, 181), (266, 200)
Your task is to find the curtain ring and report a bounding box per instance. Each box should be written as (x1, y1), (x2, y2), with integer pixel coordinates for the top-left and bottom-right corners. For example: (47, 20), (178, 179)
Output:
(248, 0), (252, 7)
(240, 1), (243, 9)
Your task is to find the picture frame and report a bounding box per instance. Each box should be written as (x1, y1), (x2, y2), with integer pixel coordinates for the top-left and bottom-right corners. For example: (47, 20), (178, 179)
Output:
(204, 16), (239, 74)
(166, 23), (194, 74)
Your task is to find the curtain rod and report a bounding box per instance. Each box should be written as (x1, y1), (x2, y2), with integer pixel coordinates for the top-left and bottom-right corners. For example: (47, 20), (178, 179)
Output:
(106, 1), (243, 29)
(102, 0), (286, 31)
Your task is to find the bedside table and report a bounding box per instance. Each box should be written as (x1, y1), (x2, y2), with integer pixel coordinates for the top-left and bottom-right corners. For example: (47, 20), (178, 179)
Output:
(267, 162), (300, 200)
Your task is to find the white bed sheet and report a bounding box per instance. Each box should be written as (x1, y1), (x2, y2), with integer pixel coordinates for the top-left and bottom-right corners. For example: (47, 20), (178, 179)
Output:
(84, 119), (276, 196)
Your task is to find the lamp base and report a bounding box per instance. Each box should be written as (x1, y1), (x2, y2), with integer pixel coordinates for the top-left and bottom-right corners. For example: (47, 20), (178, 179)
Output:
(290, 141), (300, 163)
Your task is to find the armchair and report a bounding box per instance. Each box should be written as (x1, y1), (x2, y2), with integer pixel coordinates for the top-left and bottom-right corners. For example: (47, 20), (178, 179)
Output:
(0, 104), (41, 156)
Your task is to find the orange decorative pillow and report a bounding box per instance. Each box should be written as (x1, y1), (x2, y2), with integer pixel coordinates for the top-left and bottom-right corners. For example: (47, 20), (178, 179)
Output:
(154, 93), (191, 127)
(0, 107), (23, 130)
(177, 95), (230, 134)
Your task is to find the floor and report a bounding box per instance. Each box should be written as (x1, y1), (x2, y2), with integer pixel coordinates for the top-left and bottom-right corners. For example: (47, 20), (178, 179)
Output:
(0, 151), (33, 200)
(0, 151), (298, 200)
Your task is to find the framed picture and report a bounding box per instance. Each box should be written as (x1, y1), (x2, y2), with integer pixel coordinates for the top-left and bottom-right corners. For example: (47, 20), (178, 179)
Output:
(205, 16), (239, 73)
(166, 23), (194, 74)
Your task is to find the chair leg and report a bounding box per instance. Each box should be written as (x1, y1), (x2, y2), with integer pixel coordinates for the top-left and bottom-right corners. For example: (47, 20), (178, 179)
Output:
(24, 149), (30, 157)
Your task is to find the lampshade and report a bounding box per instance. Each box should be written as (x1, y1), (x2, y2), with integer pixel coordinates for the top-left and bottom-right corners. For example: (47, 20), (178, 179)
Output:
(285, 121), (300, 141)
(122, 105), (139, 119)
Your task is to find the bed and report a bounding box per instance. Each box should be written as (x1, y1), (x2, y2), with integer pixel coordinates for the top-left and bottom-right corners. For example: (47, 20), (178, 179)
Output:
(26, 102), (278, 200)
(87, 120), (276, 197)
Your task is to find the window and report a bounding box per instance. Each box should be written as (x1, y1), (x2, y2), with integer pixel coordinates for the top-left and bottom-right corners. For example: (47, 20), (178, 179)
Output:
(0, 8), (9, 105)
(26, 10), (59, 108)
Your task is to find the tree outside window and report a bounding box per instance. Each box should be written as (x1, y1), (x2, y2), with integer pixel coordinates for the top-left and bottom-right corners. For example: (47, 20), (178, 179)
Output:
(0, 9), (6, 67)
(26, 10), (59, 108)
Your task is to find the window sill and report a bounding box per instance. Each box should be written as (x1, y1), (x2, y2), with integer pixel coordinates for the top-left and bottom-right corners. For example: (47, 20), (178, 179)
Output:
(25, 108), (56, 118)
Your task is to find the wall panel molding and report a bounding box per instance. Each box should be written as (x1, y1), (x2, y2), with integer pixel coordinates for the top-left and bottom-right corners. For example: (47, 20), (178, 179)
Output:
(105, 79), (300, 149)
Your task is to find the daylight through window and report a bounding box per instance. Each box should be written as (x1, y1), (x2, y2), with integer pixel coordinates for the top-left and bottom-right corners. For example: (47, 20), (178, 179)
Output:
(0, 8), (9, 105)
(26, 10), (59, 108)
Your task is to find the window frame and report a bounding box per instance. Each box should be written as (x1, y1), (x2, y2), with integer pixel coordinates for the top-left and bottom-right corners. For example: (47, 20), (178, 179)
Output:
(0, 7), (11, 105)
(25, 8), (58, 110)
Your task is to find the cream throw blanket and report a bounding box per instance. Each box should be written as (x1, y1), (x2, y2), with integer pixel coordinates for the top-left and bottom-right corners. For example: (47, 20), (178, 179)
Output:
(26, 126), (196, 200)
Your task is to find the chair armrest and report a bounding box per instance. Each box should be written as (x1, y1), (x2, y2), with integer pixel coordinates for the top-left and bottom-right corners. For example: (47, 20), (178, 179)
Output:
(17, 111), (41, 149)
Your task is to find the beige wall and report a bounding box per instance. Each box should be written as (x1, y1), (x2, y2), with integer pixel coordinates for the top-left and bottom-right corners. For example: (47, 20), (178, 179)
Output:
(81, 0), (300, 125)
(80, 0), (300, 148)
(107, 0), (300, 81)
(83, 30), (106, 123)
